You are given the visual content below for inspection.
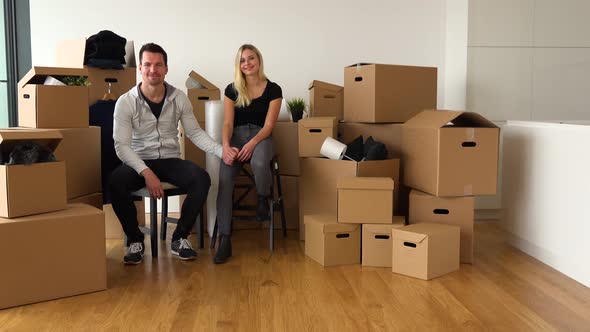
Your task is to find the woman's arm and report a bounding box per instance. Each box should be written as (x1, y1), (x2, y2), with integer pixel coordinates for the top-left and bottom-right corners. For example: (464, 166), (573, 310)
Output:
(236, 97), (282, 162)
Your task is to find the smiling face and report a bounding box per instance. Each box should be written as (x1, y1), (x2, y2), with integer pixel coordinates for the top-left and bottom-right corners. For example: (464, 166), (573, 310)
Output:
(239, 48), (260, 77)
(139, 51), (168, 87)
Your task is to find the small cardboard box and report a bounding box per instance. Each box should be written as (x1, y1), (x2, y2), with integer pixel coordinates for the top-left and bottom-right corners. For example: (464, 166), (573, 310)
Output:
(392, 223), (460, 280)
(362, 217), (406, 267)
(18, 67), (89, 128)
(344, 63), (437, 123)
(104, 200), (146, 239)
(54, 127), (101, 199)
(402, 110), (500, 196)
(0, 129), (67, 218)
(179, 126), (206, 169)
(298, 117), (338, 157)
(273, 122), (299, 176)
(337, 177), (394, 224)
(186, 70), (221, 122)
(409, 189), (474, 263)
(68, 192), (102, 210)
(308, 80), (343, 120)
(299, 158), (400, 240)
(0, 204), (106, 309)
(304, 215), (360, 266)
(55, 38), (137, 106)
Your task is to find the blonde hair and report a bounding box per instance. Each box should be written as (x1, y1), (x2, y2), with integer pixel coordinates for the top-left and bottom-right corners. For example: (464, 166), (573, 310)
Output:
(233, 44), (267, 108)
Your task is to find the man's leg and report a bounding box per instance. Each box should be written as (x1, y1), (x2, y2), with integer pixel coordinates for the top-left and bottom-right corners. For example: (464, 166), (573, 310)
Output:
(109, 164), (146, 264)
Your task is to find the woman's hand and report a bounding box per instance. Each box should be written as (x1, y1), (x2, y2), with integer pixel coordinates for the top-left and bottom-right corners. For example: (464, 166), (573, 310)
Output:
(237, 140), (258, 162)
(222, 145), (239, 165)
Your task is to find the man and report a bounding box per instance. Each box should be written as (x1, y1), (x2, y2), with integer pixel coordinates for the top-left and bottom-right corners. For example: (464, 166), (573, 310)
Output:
(110, 43), (238, 265)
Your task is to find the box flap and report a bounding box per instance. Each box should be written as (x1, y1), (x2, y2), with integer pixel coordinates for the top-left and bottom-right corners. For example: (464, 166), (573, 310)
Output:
(187, 70), (219, 90)
(303, 214), (337, 226)
(308, 80), (343, 92)
(392, 228), (427, 244)
(363, 222), (404, 235)
(337, 176), (393, 190)
(404, 110), (463, 129)
(324, 222), (359, 234)
(56, 39), (136, 68)
(19, 66), (89, 88)
(299, 117), (337, 128)
(345, 63), (376, 68)
(0, 129), (63, 152)
(445, 112), (498, 128)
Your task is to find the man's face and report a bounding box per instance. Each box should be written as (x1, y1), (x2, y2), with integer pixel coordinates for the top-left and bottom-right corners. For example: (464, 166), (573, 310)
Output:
(139, 51), (168, 86)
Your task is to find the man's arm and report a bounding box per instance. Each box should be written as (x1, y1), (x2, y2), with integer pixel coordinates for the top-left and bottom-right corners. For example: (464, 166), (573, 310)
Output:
(113, 97), (149, 174)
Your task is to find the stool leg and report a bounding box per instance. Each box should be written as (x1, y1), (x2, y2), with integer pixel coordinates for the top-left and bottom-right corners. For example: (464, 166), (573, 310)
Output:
(274, 159), (288, 237)
(269, 197), (274, 252)
(198, 204), (204, 249)
(210, 218), (218, 249)
(160, 195), (168, 241)
(150, 198), (158, 257)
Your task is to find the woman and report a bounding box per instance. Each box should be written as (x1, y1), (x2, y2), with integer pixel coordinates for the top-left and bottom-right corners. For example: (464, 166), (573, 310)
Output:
(214, 44), (283, 264)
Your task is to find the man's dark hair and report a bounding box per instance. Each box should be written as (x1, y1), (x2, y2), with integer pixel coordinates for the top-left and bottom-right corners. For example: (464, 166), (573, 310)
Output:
(139, 43), (168, 66)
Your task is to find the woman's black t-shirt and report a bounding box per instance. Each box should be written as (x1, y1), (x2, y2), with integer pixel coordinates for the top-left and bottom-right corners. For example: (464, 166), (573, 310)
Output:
(225, 80), (282, 128)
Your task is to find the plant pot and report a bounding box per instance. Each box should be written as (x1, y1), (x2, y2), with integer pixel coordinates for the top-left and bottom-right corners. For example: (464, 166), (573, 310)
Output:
(291, 110), (304, 122)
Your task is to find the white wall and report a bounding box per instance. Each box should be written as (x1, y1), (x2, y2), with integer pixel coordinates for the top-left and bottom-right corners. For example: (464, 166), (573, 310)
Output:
(502, 121), (590, 287)
(30, 0), (468, 110)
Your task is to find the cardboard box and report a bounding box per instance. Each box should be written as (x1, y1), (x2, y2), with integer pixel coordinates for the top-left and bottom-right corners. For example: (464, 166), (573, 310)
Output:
(409, 189), (474, 263)
(338, 122), (404, 159)
(343, 63), (437, 123)
(0, 204), (106, 309)
(308, 80), (343, 120)
(18, 67), (89, 128)
(273, 122), (299, 176)
(304, 215), (360, 266)
(362, 217), (406, 267)
(68, 192), (102, 210)
(298, 117), (338, 157)
(104, 200), (146, 239)
(402, 111), (500, 196)
(54, 127), (101, 199)
(55, 38), (137, 106)
(179, 126), (207, 169)
(337, 177), (394, 224)
(392, 223), (460, 280)
(0, 129), (67, 218)
(299, 158), (400, 240)
(186, 70), (220, 122)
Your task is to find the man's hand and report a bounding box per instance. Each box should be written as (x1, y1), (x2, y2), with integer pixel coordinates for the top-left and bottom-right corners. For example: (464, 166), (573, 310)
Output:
(222, 145), (240, 166)
(237, 140), (257, 162)
(141, 168), (164, 199)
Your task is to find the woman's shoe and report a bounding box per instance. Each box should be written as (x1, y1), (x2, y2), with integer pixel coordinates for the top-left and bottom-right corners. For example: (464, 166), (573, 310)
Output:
(213, 235), (232, 264)
(256, 195), (270, 221)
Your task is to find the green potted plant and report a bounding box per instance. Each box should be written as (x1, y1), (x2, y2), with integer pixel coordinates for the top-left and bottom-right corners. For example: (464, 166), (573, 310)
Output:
(287, 97), (305, 122)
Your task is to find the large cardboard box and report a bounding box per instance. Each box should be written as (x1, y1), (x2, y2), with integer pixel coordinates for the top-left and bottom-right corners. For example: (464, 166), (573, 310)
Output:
(338, 123), (404, 158)
(304, 215), (360, 266)
(392, 223), (460, 280)
(104, 200), (146, 239)
(186, 70), (220, 122)
(298, 117), (337, 157)
(299, 158), (400, 240)
(0, 204), (106, 309)
(55, 38), (137, 106)
(68, 192), (102, 210)
(18, 67), (89, 128)
(0, 129), (67, 218)
(402, 111), (500, 196)
(179, 126), (207, 169)
(337, 177), (394, 224)
(362, 217), (406, 267)
(409, 189), (474, 263)
(343, 63), (437, 123)
(54, 127), (101, 199)
(273, 122), (299, 176)
(308, 80), (343, 120)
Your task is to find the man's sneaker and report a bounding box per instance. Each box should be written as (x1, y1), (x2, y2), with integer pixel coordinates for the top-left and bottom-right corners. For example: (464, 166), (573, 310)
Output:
(124, 242), (144, 265)
(171, 238), (197, 260)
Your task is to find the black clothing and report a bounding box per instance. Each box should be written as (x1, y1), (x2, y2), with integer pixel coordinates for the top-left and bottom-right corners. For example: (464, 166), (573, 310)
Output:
(224, 81), (282, 128)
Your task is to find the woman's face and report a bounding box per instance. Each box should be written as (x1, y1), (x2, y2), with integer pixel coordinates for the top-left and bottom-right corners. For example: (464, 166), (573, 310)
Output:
(239, 49), (260, 77)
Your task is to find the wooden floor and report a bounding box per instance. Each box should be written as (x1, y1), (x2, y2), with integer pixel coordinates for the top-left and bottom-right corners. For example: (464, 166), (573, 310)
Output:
(1, 221), (589, 331)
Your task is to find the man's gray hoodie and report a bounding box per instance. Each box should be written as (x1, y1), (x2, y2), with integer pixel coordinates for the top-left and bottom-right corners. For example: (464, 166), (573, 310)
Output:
(113, 82), (222, 174)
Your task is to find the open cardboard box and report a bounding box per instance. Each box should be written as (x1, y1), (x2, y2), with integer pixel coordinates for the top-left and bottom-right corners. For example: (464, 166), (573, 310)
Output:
(0, 129), (67, 218)
(18, 66), (89, 128)
(308, 80), (343, 120)
(55, 38), (137, 106)
(186, 70), (220, 123)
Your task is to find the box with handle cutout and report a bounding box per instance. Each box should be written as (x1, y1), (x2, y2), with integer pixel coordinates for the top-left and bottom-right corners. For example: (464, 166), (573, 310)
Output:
(362, 216), (406, 267)
(298, 117), (337, 157)
(304, 214), (360, 266)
